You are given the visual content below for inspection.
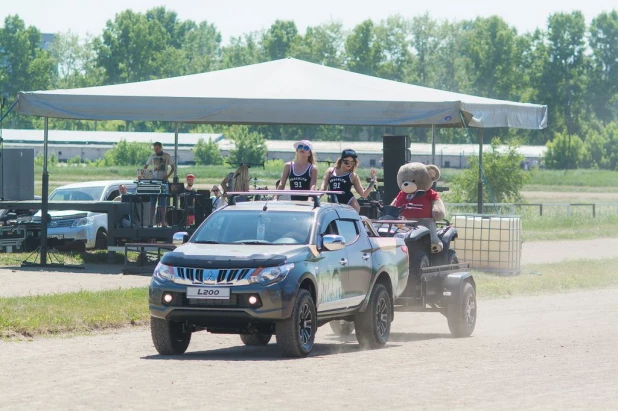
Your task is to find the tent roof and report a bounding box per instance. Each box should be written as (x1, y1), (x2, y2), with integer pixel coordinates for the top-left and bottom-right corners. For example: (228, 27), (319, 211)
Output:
(16, 58), (547, 129)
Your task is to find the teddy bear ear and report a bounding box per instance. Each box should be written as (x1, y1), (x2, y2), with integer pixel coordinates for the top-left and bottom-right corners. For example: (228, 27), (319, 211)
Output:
(427, 165), (441, 182)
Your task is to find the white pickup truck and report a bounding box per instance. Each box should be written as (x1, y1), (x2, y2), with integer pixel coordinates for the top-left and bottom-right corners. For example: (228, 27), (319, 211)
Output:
(35, 180), (136, 250)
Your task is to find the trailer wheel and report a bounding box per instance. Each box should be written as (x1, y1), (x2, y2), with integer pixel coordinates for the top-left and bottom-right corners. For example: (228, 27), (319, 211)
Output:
(447, 282), (476, 338)
(240, 333), (272, 346)
(329, 320), (355, 336)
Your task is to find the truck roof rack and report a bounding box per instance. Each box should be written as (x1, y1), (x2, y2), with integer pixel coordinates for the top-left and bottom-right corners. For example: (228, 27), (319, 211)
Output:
(226, 190), (344, 208)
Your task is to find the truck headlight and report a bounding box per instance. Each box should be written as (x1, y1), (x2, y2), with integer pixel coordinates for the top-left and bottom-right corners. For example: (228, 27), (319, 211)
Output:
(248, 263), (295, 285)
(153, 262), (175, 282)
(71, 217), (94, 227)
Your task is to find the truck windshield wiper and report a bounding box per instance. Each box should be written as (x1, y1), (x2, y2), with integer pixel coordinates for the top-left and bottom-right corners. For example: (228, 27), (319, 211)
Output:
(193, 240), (219, 244)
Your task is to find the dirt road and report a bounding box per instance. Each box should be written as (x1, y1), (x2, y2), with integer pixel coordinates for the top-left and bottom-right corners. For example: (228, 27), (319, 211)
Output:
(1, 287), (617, 410)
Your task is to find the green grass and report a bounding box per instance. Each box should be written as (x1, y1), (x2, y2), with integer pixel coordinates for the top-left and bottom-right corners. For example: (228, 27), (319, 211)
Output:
(475, 258), (618, 299)
(0, 287), (149, 339)
(522, 214), (618, 241)
(528, 169), (618, 188)
(2, 258), (618, 339)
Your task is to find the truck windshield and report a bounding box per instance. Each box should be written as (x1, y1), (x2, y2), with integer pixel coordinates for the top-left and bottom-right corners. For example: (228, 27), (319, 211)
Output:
(192, 210), (314, 245)
(49, 186), (105, 201)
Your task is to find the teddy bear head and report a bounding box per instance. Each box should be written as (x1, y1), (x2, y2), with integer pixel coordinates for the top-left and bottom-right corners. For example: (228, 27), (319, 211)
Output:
(396, 163), (441, 194)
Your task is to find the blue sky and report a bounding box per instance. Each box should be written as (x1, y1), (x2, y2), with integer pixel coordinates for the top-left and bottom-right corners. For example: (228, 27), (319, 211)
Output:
(1, 0), (614, 42)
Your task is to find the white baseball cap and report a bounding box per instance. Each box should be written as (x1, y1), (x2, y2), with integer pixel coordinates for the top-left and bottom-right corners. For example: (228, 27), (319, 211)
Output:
(293, 140), (313, 152)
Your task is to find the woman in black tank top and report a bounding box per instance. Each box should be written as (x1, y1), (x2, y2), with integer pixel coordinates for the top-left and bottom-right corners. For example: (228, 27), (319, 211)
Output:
(320, 148), (377, 213)
(277, 140), (319, 201)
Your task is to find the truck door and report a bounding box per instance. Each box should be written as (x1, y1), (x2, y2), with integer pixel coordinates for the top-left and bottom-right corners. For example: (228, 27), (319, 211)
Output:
(316, 214), (349, 312)
(335, 218), (372, 307)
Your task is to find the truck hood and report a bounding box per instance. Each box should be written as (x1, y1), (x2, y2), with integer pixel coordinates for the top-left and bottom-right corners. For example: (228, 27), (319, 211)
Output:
(161, 242), (310, 269)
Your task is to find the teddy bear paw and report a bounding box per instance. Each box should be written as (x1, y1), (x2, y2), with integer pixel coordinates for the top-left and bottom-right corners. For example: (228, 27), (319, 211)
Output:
(431, 242), (443, 254)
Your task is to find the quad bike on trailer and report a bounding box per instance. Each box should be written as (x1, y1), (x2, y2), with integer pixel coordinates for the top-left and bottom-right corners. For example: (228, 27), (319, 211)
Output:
(330, 192), (477, 338)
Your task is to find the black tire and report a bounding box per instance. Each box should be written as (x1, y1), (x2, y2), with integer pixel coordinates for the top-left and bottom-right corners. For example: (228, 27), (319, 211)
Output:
(150, 316), (191, 355)
(410, 251), (430, 277)
(329, 320), (355, 336)
(275, 289), (316, 357)
(95, 229), (107, 250)
(447, 282), (477, 338)
(355, 283), (392, 349)
(240, 333), (272, 346)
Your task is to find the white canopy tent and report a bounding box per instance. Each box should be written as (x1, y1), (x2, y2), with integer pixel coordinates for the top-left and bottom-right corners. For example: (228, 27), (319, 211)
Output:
(8, 57), (547, 266)
(15, 58), (547, 129)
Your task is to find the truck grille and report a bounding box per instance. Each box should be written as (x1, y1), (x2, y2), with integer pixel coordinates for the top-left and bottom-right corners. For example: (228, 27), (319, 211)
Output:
(49, 219), (76, 228)
(175, 267), (255, 285)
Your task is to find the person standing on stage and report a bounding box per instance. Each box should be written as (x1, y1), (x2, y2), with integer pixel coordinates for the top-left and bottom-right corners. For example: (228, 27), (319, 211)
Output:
(320, 148), (376, 213)
(184, 174), (196, 226)
(277, 140), (318, 201)
(143, 142), (175, 227)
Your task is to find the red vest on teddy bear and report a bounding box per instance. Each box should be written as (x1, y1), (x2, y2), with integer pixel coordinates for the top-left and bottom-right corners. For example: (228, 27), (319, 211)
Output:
(393, 189), (440, 219)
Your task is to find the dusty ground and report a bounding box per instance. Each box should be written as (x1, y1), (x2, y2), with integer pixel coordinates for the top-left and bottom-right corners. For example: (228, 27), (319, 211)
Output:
(0, 287), (617, 410)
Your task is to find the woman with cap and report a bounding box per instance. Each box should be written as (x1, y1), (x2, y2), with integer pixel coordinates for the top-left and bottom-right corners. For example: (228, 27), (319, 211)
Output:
(277, 139), (318, 201)
(320, 148), (377, 213)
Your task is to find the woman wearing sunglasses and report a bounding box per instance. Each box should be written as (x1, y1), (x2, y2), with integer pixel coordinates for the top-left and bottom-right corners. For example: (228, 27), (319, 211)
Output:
(277, 140), (318, 201)
(320, 148), (377, 212)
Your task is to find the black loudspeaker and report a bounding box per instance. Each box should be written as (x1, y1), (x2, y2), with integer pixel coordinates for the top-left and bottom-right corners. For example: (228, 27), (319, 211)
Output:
(194, 190), (212, 226)
(382, 135), (410, 205)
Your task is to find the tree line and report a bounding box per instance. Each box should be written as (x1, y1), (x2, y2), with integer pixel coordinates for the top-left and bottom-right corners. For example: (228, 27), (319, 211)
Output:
(1, 8), (617, 169)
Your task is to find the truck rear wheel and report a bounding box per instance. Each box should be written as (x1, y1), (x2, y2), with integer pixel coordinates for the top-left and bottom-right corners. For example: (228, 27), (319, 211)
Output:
(447, 282), (477, 338)
(150, 316), (191, 355)
(276, 289), (316, 357)
(329, 320), (355, 336)
(240, 333), (272, 346)
(355, 283), (391, 349)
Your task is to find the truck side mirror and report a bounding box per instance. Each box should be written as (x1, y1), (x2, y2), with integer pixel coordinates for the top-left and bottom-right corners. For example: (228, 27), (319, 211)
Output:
(322, 234), (345, 251)
(172, 231), (189, 246)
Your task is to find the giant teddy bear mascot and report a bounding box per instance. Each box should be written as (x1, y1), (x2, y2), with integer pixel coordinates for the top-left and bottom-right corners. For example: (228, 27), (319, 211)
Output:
(391, 163), (445, 253)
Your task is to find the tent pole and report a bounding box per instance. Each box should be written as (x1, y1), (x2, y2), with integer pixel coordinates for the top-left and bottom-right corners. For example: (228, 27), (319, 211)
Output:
(477, 128), (484, 214)
(173, 122), (179, 183)
(431, 125), (436, 165)
(41, 117), (49, 265)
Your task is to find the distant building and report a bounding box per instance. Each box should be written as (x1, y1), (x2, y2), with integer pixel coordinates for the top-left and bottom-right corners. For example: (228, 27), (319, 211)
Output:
(2, 129), (547, 168)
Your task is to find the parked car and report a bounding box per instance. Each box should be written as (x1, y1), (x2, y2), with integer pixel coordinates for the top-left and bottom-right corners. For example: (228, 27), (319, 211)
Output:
(33, 180), (136, 250)
(149, 197), (410, 357)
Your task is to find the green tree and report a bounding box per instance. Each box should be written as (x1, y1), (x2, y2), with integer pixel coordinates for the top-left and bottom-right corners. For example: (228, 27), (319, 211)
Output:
(410, 13), (438, 86)
(0, 15), (55, 98)
(373, 15), (414, 82)
(193, 138), (224, 165)
(344, 20), (382, 76)
(261, 20), (299, 60)
(181, 21), (222, 74)
(601, 121), (618, 170)
(540, 12), (589, 137)
(227, 126), (267, 165)
(543, 132), (586, 169)
(450, 139), (531, 203)
(220, 33), (262, 68)
(102, 140), (152, 166)
(293, 21), (345, 67)
(95, 9), (171, 84)
(461, 16), (522, 100)
(588, 11), (618, 123)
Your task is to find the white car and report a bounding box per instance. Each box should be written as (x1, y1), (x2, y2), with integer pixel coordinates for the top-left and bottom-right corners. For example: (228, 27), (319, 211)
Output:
(36, 180), (136, 250)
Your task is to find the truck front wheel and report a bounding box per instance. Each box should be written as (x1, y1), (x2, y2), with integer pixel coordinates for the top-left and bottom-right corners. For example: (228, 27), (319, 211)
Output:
(150, 317), (192, 355)
(276, 289), (316, 357)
